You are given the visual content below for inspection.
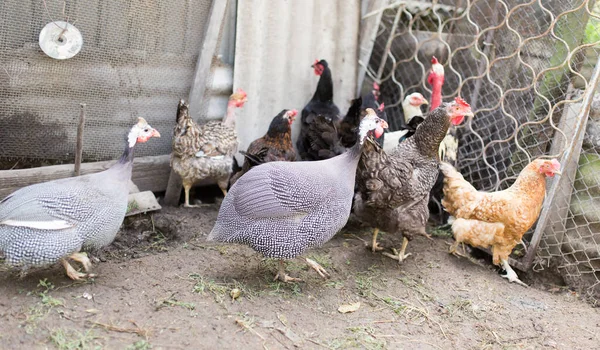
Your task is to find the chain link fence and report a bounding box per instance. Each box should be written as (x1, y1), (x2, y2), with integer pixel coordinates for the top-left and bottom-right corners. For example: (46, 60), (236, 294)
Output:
(360, 0), (600, 304)
(0, 0), (212, 167)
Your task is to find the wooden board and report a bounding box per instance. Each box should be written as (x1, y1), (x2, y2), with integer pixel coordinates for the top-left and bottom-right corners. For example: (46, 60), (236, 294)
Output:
(0, 155), (170, 200)
(126, 191), (162, 217)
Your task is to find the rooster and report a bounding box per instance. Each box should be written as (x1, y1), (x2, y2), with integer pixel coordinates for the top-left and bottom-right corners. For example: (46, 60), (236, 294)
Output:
(354, 97), (473, 262)
(296, 59), (343, 160)
(171, 90), (247, 207)
(229, 109), (298, 186)
(440, 159), (561, 286)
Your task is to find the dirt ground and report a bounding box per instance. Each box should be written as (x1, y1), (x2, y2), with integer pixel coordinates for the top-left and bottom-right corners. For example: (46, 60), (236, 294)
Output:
(1, 204), (599, 350)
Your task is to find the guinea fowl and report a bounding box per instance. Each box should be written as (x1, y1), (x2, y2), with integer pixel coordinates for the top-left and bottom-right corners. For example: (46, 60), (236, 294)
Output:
(296, 59), (342, 161)
(209, 110), (388, 282)
(382, 92), (428, 153)
(0, 118), (160, 280)
(354, 98), (473, 263)
(229, 109), (298, 186)
(171, 90), (247, 207)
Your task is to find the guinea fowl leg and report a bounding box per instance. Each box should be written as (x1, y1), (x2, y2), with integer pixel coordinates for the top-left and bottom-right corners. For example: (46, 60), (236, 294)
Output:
(305, 258), (330, 279)
(501, 259), (528, 287)
(382, 237), (412, 263)
(61, 259), (87, 281)
(370, 228), (384, 252)
(274, 260), (302, 283)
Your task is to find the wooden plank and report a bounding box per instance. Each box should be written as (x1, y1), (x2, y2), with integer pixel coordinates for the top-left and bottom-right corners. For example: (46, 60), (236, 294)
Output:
(164, 0), (229, 207)
(73, 103), (86, 176)
(126, 191), (162, 217)
(0, 155), (170, 200)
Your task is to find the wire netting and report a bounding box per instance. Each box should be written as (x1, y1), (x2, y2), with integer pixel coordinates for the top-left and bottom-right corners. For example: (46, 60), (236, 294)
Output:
(360, 0), (600, 303)
(0, 0), (211, 166)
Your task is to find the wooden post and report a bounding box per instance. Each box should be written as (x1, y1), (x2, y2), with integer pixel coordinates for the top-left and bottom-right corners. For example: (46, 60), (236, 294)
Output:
(73, 103), (86, 176)
(163, 0), (230, 206)
(356, 0), (386, 95)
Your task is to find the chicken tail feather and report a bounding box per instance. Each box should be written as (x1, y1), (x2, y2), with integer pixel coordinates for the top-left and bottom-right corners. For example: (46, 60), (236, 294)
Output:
(439, 162), (478, 215)
(451, 218), (504, 253)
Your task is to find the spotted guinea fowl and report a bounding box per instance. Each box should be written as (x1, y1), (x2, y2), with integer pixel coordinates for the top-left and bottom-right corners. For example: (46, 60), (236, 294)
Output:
(0, 118), (160, 280)
(208, 110), (388, 282)
(171, 90), (247, 207)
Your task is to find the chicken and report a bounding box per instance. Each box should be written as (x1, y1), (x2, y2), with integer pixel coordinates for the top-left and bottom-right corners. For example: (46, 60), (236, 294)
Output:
(229, 109), (298, 186)
(339, 84), (387, 149)
(171, 90), (247, 207)
(354, 97), (473, 262)
(208, 110), (388, 282)
(382, 92), (428, 153)
(296, 59), (343, 160)
(440, 159), (561, 286)
(0, 118), (160, 280)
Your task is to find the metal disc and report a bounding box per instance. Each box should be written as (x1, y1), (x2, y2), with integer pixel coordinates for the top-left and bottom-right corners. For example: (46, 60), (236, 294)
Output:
(39, 21), (83, 60)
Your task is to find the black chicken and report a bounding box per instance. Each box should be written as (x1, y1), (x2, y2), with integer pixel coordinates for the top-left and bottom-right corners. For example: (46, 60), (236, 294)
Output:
(296, 59), (342, 161)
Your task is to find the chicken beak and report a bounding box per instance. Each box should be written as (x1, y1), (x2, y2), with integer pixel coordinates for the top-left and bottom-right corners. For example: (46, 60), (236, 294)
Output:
(422, 100), (429, 105)
(151, 129), (161, 138)
(553, 170), (562, 176)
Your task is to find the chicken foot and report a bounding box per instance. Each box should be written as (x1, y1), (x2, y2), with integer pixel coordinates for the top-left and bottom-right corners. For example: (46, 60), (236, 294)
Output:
(274, 260), (302, 283)
(501, 259), (528, 287)
(382, 237), (412, 263)
(305, 257), (330, 279)
(369, 228), (384, 252)
(448, 241), (467, 258)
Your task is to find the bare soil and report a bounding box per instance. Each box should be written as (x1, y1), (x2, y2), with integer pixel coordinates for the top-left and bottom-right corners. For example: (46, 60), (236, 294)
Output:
(1, 204), (599, 350)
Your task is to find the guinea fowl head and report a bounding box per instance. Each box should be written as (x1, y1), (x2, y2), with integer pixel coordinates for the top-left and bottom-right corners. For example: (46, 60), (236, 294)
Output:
(359, 109), (388, 144)
(128, 117), (160, 147)
(229, 88), (248, 108)
(445, 97), (473, 126)
(534, 158), (561, 177)
(312, 59), (328, 76)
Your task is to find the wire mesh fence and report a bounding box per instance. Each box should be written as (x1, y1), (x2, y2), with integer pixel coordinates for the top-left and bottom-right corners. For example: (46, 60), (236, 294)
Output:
(360, 0), (600, 303)
(0, 0), (211, 167)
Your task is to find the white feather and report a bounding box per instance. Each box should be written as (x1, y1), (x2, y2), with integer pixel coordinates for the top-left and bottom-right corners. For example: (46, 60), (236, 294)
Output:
(1, 219), (74, 230)
(383, 130), (409, 153)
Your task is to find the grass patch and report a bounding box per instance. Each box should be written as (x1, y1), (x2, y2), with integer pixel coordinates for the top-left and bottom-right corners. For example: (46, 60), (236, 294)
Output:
(49, 328), (101, 350)
(126, 340), (152, 350)
(155, 293), (195, 311)
(326, 325), (386, 350)
(189, 274), (254, 303)
(24, 279), (65, 334)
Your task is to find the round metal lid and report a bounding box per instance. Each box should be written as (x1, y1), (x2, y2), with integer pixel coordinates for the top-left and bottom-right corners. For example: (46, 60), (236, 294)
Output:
(39, 21), (83, 60)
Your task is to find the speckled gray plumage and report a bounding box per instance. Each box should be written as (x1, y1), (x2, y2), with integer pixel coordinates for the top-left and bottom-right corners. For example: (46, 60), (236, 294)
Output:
(0, 163), (131, 269)
(208, 148), (360, 259)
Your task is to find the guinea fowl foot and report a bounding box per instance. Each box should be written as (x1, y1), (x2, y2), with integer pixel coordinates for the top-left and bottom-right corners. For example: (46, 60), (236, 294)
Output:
(61, 259), (89, 281)
(501, 260), (528, 287)
(382, 237), (412, 263)
(305, 258), (330, 279)
(68, 252), (92, 272)
(274, 260), (302, 283)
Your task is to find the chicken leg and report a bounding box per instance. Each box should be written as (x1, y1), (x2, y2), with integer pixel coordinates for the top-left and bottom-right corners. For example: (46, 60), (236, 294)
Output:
(183, 183), (198, 208)
(369, 228), (384, 252)
(501, 259), (528, 287)
(274, 260), (302, 283)
(305, 257), (330, 279)
(382, 237), (412, 263)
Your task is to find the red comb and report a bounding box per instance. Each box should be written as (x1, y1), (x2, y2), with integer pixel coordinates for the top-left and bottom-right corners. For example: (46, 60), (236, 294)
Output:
(431, 56), (439, 65)
(288, 109), (298, 117)
(373, 82), (380, 90)
(550, 159), (560, 168)
(313, 59), (319, 65)
(236, 88), (247, 96)
(454, 96), (470, 107)
(378, 102), (385, 112)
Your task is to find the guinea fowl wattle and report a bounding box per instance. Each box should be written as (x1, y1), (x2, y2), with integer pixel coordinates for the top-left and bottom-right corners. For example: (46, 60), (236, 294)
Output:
(0, 118), (160, 280)
(208, 109), (388, 282)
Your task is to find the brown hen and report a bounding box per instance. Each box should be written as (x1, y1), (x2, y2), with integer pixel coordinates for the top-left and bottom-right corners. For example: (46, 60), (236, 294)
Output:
(229, 109), (298, 186)
(440, 158), (561, 286)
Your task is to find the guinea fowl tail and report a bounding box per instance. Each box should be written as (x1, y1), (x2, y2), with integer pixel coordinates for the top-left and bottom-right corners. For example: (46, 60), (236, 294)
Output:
(439, 162), (477, 215)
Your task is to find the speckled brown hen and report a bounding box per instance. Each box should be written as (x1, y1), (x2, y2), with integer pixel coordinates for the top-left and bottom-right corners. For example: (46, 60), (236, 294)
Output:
(353, 97), (473, 263)
(440, 159), (561, 286)
(171, 90), (247, 207)
(229, 109), (298, 186)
